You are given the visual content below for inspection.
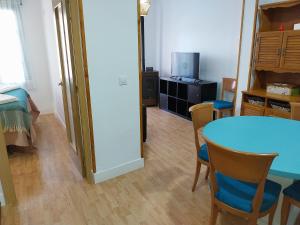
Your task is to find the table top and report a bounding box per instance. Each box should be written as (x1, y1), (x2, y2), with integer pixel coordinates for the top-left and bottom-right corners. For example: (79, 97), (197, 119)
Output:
(203, 116), (300, 180)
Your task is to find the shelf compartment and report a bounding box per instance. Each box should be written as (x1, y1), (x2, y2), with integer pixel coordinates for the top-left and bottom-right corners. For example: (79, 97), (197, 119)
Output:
(168, 96), (176, 112)
(243, 94), (265, 106)
(168, 81), (177, 97)
(159, 93), (168, 110)
(160, 79), (167, 94)
(177, 99), (188, 117)
(177, 83), (188, 100)
(267, 99), (291, 112)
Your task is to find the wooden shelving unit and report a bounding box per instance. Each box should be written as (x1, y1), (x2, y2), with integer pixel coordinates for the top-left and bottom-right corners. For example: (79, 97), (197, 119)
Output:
(159, 77), (217, 120)
(241, 0), (300, 119)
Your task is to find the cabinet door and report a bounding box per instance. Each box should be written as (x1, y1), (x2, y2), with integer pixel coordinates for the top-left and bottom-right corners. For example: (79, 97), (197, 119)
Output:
(255, 32), (283, 69)
(280, 31), (300, 71)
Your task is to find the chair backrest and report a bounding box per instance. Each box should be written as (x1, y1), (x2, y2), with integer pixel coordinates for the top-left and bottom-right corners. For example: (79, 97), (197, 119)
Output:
(221, 78), (237, 102)
(189, 103), (214, 151)
(205, 138), (278, 213)
(291, 102), (300, 121)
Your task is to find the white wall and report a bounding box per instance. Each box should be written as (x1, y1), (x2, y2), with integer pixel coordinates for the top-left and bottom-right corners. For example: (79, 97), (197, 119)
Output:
(40, 0), (66, 125)
(20, 0), (55, 114)
(235, 0), (257, 115)
(145, 0), (243, 89)
(83, 0), (144, 182)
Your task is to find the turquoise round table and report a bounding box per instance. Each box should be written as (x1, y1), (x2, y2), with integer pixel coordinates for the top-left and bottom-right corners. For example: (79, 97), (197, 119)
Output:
(203, 116), (300, 180)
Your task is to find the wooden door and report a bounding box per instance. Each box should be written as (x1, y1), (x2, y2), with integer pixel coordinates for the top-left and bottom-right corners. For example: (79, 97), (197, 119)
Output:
(254, 32), (283, 69)
(54, 2), (85, 176)
(280, 30), (300, 71)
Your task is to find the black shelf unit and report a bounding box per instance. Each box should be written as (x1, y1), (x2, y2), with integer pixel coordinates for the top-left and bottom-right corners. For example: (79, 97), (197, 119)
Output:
(159, 76), (217, 120)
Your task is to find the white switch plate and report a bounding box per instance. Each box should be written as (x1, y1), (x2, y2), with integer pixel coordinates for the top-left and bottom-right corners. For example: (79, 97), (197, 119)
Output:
(118, 76), (128, 86)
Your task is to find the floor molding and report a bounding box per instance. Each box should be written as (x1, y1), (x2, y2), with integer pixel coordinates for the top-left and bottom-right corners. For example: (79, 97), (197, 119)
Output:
(93, 158), (144, 184)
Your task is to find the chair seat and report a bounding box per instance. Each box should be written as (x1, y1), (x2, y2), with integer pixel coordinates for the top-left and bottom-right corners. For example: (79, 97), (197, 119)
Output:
(213, 100), (234, 110)
(215, 173), (282, 213)
(198, 144), (209, 162)
(283, 181), (300, 201)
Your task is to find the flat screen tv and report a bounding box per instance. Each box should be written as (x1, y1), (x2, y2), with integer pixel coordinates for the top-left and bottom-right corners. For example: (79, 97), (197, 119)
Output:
(171, 52), (200, 79)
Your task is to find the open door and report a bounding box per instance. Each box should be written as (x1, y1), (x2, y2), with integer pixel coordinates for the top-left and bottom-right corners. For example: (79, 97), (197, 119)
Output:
(54, 1), (85, 176)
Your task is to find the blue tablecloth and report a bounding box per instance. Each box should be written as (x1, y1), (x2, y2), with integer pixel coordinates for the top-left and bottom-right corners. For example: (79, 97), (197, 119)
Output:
(203, 116), (300, 180)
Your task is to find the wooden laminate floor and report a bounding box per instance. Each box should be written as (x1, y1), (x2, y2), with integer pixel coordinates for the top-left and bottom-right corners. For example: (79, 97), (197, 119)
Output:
(2, 108), (270, 225)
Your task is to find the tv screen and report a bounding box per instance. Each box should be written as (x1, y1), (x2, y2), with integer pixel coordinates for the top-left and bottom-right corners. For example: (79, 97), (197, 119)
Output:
(171, 52), (200, 79)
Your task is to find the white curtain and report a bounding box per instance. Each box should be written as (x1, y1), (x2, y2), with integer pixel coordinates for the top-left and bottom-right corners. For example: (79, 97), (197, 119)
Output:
(0, 0), (31, 88)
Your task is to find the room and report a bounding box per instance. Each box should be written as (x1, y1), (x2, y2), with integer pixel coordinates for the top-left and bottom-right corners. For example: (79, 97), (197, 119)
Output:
(0, 0), (300, 225)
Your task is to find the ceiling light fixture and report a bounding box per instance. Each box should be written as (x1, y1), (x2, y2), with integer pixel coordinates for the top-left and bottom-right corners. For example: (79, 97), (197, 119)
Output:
(140, 0), (151, 16)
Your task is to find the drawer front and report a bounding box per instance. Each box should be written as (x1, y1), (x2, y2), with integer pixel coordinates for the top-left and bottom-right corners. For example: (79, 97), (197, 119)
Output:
(265, 108), (290, 119)
(242, 103), (265, 116)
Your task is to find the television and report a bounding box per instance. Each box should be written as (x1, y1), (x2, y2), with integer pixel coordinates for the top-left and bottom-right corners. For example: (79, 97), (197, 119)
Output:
(171, 52), (200, 79)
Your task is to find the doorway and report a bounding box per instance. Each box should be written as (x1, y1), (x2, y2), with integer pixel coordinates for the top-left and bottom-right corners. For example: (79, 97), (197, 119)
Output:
(54, 1), (84, 176)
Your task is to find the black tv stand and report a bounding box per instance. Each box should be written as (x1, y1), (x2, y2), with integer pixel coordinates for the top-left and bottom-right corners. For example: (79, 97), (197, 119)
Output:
(159, 76), (217, 120)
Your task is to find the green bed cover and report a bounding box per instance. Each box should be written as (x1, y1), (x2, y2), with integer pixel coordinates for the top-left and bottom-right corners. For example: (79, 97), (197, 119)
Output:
(0, 88), (31, 133)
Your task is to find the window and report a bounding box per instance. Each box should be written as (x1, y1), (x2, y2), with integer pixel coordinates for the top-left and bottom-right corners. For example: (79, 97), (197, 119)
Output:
(0, 8), (28, 85)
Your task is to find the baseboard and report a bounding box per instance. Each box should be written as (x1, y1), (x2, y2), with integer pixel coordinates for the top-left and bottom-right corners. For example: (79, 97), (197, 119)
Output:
(93, 158), (144, 184)
(0, 193), (5, 206)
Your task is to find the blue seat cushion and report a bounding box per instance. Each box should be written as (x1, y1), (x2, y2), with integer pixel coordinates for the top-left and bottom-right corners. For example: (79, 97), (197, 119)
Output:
(283, 181), (300, 201)
(213, 100), (234, 110)
(198, 144), (209, 162)
(215, 173), (282, 213)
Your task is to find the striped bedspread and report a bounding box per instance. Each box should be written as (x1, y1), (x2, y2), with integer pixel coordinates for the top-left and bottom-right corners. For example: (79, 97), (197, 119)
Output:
(0, 88), (32, 134)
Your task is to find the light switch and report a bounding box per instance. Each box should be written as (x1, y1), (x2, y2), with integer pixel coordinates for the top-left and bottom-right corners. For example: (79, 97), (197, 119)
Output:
(118, 76), (128, 86)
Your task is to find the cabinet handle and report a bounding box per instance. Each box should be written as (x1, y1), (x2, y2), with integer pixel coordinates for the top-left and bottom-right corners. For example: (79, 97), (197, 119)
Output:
(282, 48), (286, 56)
(277, 48), (281, 56)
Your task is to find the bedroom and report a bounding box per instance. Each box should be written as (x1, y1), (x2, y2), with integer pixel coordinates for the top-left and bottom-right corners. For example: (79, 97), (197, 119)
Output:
(0, 0), (94, 207)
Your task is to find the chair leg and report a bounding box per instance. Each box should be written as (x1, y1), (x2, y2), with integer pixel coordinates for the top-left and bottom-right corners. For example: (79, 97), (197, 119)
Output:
(295, 212), (300, 225)
(268, 203), (277, 225)
(281, 196), (291, 225)
(216, 110), (222, 119)
(210, 203), (219, 225)
(192, 160), (201, 192)
(205, 166), (210, 180)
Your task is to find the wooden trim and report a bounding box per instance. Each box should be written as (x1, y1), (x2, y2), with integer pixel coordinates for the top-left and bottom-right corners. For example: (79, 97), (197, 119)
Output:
(0, 125), (17, 206)
(77, 0), (96, 173)
(260, 0), (300, 10)
(67, 0), (95, 182)
(234, 0), (246, 114)
(247, 0), (259, 91)
(137, 0), (144, 158)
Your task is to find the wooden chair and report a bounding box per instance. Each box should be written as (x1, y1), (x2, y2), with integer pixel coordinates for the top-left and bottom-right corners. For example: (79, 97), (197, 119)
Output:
(281, 181), (300, 225)
(213, 78), (237, 119)
(290, 102), (300, 121)
(204, 139), (281, 225)
(189, 103), (214, 192)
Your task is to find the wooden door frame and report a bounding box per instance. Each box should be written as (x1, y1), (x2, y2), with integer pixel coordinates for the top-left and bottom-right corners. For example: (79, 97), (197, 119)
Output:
(0, 125), (17, 206)
(53, 0), (96, 183)
(137, 0), (145, 157)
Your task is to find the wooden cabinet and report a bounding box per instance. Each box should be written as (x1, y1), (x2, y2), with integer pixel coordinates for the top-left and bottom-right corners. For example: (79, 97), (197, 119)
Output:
(241, 1), (300, 120)
(255, 31), (300, 72)
(142, 71), (159, 106)
(255, 32), (283, 69)
(280, 30), (300, 71)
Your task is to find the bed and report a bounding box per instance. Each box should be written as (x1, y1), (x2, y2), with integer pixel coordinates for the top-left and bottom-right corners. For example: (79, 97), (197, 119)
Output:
(0, 88), (40, 147)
